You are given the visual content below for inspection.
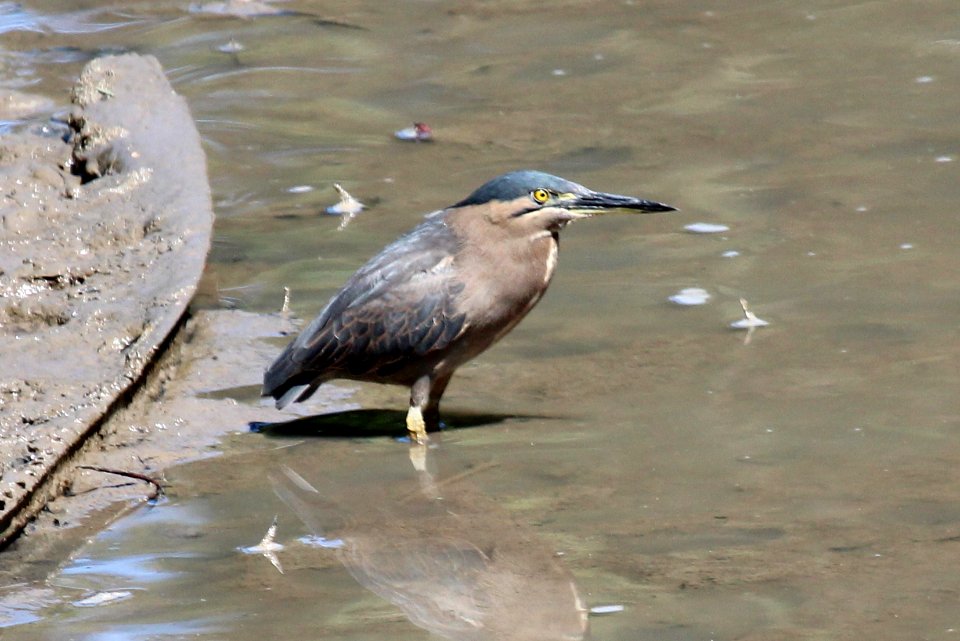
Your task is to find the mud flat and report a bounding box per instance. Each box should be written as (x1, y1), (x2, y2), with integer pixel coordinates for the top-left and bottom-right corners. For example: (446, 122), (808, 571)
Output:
(0, 54), (215, 548)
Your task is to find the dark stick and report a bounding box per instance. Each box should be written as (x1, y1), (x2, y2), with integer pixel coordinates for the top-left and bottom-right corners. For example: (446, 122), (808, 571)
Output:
(78, 465), (164, 500)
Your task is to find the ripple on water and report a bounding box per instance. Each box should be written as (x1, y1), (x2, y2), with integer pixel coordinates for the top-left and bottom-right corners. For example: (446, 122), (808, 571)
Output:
(60, 553), (193, 582)
(0, 4), (143, 36)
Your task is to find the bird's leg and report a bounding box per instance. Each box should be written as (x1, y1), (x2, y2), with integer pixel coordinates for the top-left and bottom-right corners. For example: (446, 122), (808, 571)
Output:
(407, 373), (452, 444)
(423, 373), (452, 431)
(407, 376), (432, 444)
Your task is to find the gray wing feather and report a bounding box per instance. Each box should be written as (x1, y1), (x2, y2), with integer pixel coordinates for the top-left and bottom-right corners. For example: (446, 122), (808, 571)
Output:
(263, 215), (466, 398)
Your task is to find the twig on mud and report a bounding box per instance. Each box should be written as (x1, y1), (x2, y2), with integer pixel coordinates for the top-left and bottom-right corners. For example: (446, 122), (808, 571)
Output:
(78, 465), (164, 500)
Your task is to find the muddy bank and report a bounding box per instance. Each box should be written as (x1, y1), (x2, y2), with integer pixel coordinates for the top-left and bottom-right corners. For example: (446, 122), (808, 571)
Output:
(0, 304), (358, 584)
(0, 54), (214, 548)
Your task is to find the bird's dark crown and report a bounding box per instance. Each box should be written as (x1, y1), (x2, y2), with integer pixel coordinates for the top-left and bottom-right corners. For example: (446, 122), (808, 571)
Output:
(452, 170), (587, 208)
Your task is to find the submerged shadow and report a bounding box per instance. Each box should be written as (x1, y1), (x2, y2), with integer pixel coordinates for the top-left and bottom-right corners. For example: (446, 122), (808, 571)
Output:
(250, 408), (548, 439)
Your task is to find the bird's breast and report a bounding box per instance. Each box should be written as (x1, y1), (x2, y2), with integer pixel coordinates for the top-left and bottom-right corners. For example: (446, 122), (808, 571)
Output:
(454, 232), (558, 330)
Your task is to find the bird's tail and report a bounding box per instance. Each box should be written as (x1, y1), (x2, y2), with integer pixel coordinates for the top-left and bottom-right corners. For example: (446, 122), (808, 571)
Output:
(262, 352), (318, 409)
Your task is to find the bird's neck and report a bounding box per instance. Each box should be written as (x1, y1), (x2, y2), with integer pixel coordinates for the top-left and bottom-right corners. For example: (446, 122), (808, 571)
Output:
(534, 230), (560, 289)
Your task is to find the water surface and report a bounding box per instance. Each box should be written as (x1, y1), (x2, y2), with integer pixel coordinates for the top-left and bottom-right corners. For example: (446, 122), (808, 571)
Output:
(3, 1), (960, 639)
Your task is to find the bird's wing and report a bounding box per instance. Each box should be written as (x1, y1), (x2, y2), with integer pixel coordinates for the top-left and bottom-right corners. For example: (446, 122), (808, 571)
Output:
(263, 217), (466, 396)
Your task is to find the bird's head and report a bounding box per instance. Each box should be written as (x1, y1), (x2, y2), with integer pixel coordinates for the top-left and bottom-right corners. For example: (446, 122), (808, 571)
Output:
(450, 170), (676, 235)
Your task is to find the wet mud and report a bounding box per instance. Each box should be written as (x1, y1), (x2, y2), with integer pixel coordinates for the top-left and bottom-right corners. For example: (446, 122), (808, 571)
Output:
(0, 54), (214, 547)
(0, 304), (353, 582)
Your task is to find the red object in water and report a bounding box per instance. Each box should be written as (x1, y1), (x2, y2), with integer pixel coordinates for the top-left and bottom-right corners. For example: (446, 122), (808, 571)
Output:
(395, 122), (434, 142)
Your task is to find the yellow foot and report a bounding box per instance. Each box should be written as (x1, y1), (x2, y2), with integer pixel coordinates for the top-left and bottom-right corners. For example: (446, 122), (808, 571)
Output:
(405, 406), (429, 444)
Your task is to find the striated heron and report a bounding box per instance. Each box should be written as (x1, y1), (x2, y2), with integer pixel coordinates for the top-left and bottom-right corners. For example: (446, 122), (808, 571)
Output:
(263, 170), (675, 443)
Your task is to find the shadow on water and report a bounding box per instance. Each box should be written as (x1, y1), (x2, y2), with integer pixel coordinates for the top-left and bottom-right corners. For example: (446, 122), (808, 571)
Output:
(271, 444), (589, 641)
(250, 408), (552, 439)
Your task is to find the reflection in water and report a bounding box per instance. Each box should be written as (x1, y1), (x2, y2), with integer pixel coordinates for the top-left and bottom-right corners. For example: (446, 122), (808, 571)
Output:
(272, 446), (588, 641)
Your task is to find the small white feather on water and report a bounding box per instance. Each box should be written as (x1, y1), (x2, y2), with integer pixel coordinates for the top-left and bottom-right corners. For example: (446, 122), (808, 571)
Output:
(326, 183), (364, 216)
(669, 287), (711, 306)
(325, 183), (365, 230)
(730, 298), (769, 329)
(238, 516), (285, 574)
(217, 39), (244, 54)
(685, 222), (729, 234)
(589, 604), (625, 615)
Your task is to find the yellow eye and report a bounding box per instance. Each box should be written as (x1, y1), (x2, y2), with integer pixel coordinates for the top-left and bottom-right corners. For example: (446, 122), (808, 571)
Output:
(531, 188), (550, 204)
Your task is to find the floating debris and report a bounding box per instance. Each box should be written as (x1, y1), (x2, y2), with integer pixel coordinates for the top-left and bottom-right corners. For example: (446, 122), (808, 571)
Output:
(721, 250), (740, 258)
(325, 183), (364, 215)
(669, 287), (711, 306)
(281, 286), (292, 317)
(287, 184), (314, 194)
(685, 222), (729, 234)
(238, 515), (284, 574)
(298, 534), (346, 549)
(935, 155), (954, 163)
(589, 604), (625, 615)
(915, 75), (934, 84)
(278, 286), (297, 334)
(325, 183), (365, 230)
(900, 243), (914, 250)
(730, 298), (769, 329)
(189, 0), (294, 17)
(216, 39), (245, 54)
(72, 591), (134, 608)
(394, 122), (433, 142)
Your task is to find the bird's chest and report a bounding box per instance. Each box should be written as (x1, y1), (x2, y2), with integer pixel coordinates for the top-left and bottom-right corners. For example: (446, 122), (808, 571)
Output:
(456, 233), (558, 325)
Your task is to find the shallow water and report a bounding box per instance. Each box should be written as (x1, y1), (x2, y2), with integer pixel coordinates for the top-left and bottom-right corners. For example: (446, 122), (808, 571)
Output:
(3, 0), (960, 638)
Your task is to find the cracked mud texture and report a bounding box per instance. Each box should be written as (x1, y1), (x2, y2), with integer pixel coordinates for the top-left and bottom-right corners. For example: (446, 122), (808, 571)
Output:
(0, 54), (214, 547)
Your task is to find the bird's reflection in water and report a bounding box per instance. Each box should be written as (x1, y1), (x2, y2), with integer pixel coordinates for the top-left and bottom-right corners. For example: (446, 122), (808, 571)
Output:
(271, 445), (589, 641)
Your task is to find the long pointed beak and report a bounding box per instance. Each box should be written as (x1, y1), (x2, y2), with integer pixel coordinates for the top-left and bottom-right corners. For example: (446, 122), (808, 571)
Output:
(568, 191), (677, 214)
